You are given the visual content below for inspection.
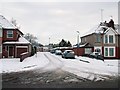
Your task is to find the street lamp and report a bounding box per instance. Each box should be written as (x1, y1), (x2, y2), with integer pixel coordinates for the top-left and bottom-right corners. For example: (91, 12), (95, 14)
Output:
(76, 31), (80, 47)
(76, 31), (80, 56)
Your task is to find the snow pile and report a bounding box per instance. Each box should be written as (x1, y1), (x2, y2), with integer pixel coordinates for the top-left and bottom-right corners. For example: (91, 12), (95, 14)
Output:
(0, 52), (49, 73)
(53, 54), (118, 81)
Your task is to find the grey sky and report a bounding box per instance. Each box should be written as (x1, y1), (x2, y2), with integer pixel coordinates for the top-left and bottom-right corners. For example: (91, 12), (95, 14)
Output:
(0, 1), (118, 45)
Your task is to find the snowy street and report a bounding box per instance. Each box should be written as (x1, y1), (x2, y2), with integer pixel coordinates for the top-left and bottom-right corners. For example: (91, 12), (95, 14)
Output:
(1, 52), (119, 88)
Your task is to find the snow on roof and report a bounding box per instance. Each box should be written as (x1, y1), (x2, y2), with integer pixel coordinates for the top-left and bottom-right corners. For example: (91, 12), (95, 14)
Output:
(0, 15), (17, 29)
(81, 24), (100, 37)
(19, 36), (31, 44)
(3, 37), (31, 45)
(81, 23), (119, 37)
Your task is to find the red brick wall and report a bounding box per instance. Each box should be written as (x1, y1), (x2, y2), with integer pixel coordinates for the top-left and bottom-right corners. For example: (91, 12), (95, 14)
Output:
(3, 29), (18, 41)
(116, 47), (120, 59)
(73, 48), (84, 56)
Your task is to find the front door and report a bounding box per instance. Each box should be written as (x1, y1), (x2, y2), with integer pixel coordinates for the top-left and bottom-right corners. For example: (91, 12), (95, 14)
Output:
(8, 46), (14, 58)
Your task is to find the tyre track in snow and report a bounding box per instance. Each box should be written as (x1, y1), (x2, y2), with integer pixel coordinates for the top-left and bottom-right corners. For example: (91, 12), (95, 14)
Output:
(34, 52), (64, 73)
(50, 53), (118, 82)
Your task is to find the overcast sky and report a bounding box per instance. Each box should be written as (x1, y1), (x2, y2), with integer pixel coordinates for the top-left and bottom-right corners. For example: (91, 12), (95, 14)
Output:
(0, 1), (118, 45)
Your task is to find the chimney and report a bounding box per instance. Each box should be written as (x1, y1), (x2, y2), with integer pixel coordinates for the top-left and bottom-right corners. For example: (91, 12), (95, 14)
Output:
(118, 1), (120, 33)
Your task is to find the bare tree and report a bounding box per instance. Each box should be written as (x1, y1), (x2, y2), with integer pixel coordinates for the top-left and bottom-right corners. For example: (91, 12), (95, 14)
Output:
(11, 18), (20, 29)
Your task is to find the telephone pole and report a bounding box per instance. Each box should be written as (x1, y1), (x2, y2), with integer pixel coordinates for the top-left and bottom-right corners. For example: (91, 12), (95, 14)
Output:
(101, 9), (104, 22)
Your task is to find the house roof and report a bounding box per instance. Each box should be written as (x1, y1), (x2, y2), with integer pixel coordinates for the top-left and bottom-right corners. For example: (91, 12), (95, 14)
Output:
(0, 15), (17, 29)
(81, 25), (106, 37)
(104, 27), (119, 35)
(3, 36), (31, 45)
(81, 23), (120, 37)
(73, 43), (93, 48)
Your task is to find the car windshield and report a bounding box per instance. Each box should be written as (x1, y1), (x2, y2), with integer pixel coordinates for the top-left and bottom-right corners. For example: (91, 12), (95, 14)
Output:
(66, 50), (74, 53)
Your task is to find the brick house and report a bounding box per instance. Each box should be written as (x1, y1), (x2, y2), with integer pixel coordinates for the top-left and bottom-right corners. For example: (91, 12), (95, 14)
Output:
(80, 19), (120, 59)
(0, 15), (32, 58)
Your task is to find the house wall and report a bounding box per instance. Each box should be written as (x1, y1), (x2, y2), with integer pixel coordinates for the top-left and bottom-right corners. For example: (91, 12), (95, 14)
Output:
(2, 44), (31, 58)
(116, 47), (120, 59)
(73, 48), (84, 56)
(3, 29), (18, 42)
(118, 35), (120, 58)
(81, 34), (95, 45)
(81, 34), (103, 46)
(16, 45), (30, 58)
(0, 26), (2, 58)
(74, 47), (94, 56)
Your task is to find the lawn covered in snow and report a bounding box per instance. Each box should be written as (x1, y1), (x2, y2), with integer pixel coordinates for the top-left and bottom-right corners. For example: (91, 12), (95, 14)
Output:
(0, 52), (49, 73)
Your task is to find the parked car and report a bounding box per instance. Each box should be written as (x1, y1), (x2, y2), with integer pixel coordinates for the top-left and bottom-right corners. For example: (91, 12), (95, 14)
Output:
(62, 50), (75, 59)
(82, 52), (104, 61)
(55, 50), (62, 55)
(89, 52), (104, 61)
(50, 49), (56, 54)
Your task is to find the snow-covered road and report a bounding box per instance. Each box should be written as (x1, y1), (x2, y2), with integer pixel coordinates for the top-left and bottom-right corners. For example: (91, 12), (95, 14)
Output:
(50, 53), (118, 81)
(0, 52), (119, 81)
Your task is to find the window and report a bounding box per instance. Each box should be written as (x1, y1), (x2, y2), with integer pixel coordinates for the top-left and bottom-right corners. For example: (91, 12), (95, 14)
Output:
(104, 35), (115, 44)
(104, 47), (115, 57)
(96, 35), (101, 43)
(109, 35), (113, 43)
(85, 48), (92, 54)
(0, 28), (2, 37)
(105, 48), (108, 56)
(109, 48), (114, 56)
(105, 35), (108, 43)
(7, 30), (13, 38)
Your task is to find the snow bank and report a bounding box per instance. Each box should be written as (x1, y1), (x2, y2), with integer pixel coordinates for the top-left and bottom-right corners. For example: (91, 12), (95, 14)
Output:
(0, 52), (49, 73)
(52, 54), (118, 81)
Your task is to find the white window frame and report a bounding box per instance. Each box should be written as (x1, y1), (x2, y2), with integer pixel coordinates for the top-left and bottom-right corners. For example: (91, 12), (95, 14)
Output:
(7, 30), (13, 38)
(104, 34), (115, 44)
(104, 47), (115, 57)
